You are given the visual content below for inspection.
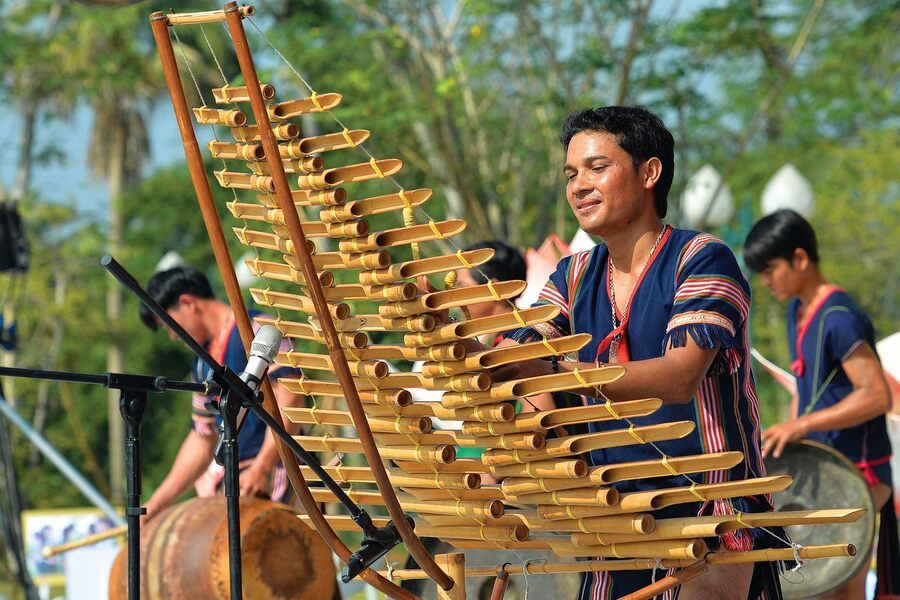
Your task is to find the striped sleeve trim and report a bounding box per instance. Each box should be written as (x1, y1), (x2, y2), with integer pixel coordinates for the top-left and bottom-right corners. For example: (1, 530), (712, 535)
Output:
(537, 282), (569, 319)
(674, 275), (750, 320)
(675, 233), (724, 280)
(666, 311), (736, 338)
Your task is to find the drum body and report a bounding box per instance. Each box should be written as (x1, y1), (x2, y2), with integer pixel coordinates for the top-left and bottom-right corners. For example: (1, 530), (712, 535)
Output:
(109, 497), (335, 600)
(765, 440), (875, 599)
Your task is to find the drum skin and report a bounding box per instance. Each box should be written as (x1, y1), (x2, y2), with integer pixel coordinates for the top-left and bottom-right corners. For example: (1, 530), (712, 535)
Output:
(109, 497), (335, 600)
(765, 440), (875, 599)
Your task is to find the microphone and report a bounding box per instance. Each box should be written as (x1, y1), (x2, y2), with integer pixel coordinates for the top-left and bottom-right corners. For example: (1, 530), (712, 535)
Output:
(239, 325), (284, 394)
(214, 325), (283, 465)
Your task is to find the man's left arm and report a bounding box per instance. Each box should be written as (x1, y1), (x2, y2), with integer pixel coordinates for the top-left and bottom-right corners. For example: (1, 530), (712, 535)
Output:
(239, 378), (305, 497)
(762, 343), (891, 458)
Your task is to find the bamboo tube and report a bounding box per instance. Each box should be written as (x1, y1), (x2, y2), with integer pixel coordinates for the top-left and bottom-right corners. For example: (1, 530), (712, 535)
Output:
(538, 476), (793, 520)
(283, 249), (391, 271)
(400, 497), (504, 519)
(349, 342), (466, 362)
(249, 287), (350, 319)
(250, 156), (324, 175)
(208, 140), (265, 161)
(550, 538), (708, 560)
(501, 452), (743, 496)
(365, 402), (515, 423)
(233, 227), (317, 255)
(276, 350), (389, 379)
(417, 524), (528, 543)
(402, 487), (504, 502)
(254, 315), (367, 348)
(705, 544), (856, 564)
(490, 459), (588, 479)
(273, 218), (370, 239)
(532, 513), (656, 535)
(214, 169), (274, 192)
(444, 540), (551, 551)
(508, 487), (620, 507)
(549, 538), (708, 560)
(42, 524), (127, 558)
(396, 459), (488, 474)
(464, 398), (660, 436)
(279, 129), (371, 157)
(279, 377), (411, 406)
(297, 159), (403, 190)
(284, 407), (429, 434)
(293, 435), (455, 463)
(586, 451), (746, 485)
(307, 282), (419, 302)
(358, 248), (494, 285)
(269, 93), (342, 119)
(296, 466), (481, 490)
(569, 508), (866, 546)
(436, 553), (466, 600)
(316, 314), (435, 333)
(482, 421), (695, 468)
(620, 562), (708, 600)
(345, 371), (490, 392)
(379, 281), (526, 319)
(445, 366), (627, 409)
(406, 305), (560, 347)
(232, 122), (300, 142)
(193, 106), (246, 126)
(299, 514), (392, 531)
(422, 334), (591, 378)
(164, 5), (254, 25)
(212, 83), (275, 104)
(258, 188), (346, 208)
(243, 257), (335, 287)
(375, 431), (545, 451)
(320, 188), (432, 224)
(339, 219), (466, 254)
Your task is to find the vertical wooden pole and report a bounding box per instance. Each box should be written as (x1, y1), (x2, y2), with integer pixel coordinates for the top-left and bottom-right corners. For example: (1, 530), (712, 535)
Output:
(147, 10), (413, 600)
(221, 1), (452, 591)
(436, 553), (466, 600)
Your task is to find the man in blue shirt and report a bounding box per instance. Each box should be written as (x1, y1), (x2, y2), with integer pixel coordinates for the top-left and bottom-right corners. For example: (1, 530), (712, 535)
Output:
(744, 209), (896, 598)
(139, 266), (302, 518)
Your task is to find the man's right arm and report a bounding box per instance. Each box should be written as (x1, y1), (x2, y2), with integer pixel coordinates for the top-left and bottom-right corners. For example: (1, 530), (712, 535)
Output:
(144, 430), (217, 519)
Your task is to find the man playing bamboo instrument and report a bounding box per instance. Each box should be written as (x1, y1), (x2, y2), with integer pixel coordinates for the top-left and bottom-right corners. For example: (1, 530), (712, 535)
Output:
(138, 266), (303, 519)
(492, 106), (782, 599)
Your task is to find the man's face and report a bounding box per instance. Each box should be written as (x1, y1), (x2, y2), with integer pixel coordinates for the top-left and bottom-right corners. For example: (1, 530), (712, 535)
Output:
(759, 257), (804, 302)
(564, 131), (650, 236)
(157, 297), (205, 344)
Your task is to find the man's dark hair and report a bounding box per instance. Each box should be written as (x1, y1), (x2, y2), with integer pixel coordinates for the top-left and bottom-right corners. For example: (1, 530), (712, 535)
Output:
(560, 106), (675, 218)
(464, 241), (526, 287)
(139, 265), (215, 330)
(743, 209), (820, 273)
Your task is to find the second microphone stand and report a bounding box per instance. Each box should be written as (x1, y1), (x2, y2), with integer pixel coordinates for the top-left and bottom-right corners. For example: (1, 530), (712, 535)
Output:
(102, 256), (412, 600)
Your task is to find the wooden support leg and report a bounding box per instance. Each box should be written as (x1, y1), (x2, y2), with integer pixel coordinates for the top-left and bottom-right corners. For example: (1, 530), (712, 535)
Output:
(436, 553), (466, 600)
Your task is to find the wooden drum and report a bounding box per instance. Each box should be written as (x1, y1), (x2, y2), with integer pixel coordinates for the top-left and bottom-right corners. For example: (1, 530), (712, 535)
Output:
(109, 497), (335, 600)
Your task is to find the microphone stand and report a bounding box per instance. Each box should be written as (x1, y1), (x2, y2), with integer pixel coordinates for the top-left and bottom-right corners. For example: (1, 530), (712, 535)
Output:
(101, 255), (413, 598)
(0, 365), (209, 600)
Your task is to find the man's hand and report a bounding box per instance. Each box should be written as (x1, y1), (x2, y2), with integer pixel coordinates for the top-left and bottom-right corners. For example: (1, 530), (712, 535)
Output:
(760, 419), (809, 459)
(239, 462), (271, 498)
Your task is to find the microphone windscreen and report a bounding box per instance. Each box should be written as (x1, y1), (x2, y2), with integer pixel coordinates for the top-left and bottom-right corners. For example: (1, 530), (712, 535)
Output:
(251, 325), (283, 361)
